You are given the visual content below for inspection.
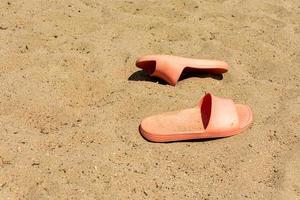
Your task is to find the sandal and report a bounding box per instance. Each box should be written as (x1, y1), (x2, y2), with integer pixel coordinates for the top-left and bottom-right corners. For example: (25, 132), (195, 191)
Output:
(136, 55), (229, 86)
(140, 93), (252, 142)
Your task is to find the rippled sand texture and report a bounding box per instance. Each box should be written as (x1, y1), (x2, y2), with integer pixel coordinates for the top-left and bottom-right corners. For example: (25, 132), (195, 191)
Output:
(0, 0), (299, 199)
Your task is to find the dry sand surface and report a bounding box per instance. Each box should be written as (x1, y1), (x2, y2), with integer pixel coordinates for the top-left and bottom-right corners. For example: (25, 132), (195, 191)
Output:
(0, 0), (299, 199)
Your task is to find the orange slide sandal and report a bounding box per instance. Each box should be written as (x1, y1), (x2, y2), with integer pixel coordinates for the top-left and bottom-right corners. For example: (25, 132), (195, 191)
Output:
(140, 93), (253, 142)
(136, 55), (229, 86)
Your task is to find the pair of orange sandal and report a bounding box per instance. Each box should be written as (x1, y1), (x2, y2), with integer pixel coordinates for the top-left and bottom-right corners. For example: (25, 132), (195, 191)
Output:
(136, 55), (253, 142)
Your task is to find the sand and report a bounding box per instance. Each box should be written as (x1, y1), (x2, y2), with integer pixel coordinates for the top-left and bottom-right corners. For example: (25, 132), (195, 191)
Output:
(0, 0), (299, 199)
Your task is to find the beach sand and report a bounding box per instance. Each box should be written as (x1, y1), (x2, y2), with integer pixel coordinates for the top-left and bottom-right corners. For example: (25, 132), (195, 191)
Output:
(0, 0), (299, 199)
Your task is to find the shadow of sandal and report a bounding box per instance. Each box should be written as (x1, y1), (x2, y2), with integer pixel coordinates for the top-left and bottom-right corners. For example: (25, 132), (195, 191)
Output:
(179, 67), (223, 81)
(128, 68), (223, 85)
(128, 70), (167, 85)
(141, 133), (226, 143)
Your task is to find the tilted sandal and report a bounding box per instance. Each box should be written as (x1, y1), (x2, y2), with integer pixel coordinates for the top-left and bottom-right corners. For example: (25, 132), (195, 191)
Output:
(140, 93), (252, 142)
(136, 55), (229, 86)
